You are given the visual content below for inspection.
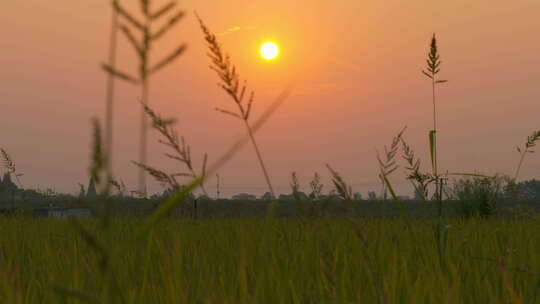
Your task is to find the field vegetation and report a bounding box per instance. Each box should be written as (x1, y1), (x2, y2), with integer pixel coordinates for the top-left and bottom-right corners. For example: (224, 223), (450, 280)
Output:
(0, 217), (539, 303)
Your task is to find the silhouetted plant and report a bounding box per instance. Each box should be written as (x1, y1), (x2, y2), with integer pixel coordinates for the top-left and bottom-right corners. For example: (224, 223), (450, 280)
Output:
(514, 130), (540, 181)
(109, 179), (127, 197)
(290, 172), (302, 202)
(102, 3), (119, 189)
(326, 164), (352, 202)
(376, 127), (406, 200)
(326, 164), (356, 215)
(308, 172), (324, 200)
(90, 118), (108, 195)
(196, 13), (276, 199)
(77, 183), (86, 199)
(422, 34), (448, 205)
(400, 136), (433, 201)
(133, 102), (209, 196)
(103, 0), (187, 195)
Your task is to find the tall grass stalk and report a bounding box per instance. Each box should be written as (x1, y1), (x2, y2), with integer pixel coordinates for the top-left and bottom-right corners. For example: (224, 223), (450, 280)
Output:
(103, 4), (119, 191)
(423, 34), (451, 270)
(90, 118), (109, 195)
(326, 164), (355, 215)
(290, 172), (301, 201)
(133, 101), (209, 196)
(134, 87), (290, 237)
(103, 0), (187, 195)
(376, 127), (406, 201)
(51, 89), (289, 303)
(513, 130), (540, 181)
(400, 136), (431, 201)
(308, 172), (323, 200)
(422, 34), (447, 209)
(196, 14), (276, 199)
(325, 166), (386, 303)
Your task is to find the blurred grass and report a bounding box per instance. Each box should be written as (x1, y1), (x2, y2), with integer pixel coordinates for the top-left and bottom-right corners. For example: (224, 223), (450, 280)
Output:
(0, 217), (538, 303)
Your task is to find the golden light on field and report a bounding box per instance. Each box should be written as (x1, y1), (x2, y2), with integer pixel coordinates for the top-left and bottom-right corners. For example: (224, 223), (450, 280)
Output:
(260, 42), (279, 60)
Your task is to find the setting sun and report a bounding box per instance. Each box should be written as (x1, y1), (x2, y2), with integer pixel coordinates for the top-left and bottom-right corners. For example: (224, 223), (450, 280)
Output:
(260, 42), (279, 60)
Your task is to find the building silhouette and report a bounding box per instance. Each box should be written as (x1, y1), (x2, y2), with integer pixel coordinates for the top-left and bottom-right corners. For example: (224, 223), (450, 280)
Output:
(232, 193), (256, 200)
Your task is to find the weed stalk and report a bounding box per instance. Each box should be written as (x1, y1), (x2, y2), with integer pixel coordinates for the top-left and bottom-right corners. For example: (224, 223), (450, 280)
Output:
(422, 33), (447, 215)
(196, 13), (276, 199)
(104, 0), (187, 195)
(104, 5), (119, 190)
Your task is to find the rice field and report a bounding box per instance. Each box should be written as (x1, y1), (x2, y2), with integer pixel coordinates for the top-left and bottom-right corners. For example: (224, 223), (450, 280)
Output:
(0, 216), (538, 303)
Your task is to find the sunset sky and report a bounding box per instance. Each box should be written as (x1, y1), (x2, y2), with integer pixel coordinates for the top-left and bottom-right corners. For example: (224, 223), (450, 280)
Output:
(2, 1), (540, 198)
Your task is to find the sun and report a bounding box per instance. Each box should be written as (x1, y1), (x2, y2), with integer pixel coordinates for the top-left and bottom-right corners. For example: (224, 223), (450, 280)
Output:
(260, 42), (279, 60)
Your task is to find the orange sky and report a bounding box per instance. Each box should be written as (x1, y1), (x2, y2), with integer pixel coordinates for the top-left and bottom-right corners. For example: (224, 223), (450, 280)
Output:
(2, 0), (540, 197)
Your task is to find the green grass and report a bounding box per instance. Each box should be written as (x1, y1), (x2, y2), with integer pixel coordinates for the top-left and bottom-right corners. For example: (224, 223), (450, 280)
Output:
(0, 217), (538, 303)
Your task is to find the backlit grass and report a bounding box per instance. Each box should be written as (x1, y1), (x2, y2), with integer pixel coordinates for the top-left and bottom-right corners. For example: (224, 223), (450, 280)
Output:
(0, 217), (538, 303)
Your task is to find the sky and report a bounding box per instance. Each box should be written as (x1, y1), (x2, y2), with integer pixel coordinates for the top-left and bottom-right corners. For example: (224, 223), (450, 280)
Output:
(1, 0), (540, 198)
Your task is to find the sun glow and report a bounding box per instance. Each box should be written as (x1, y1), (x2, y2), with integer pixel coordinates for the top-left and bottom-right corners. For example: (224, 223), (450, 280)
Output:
(260, 42), (279, 60)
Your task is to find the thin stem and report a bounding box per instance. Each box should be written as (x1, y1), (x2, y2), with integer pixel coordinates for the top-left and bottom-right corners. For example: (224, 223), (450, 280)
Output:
(188, 164), (208, 196)
(436, 172), (441, 209)
(105, 6), (118, 192)
(514, 151), (527, 181)
(138, 79), (149, 196)
(138, 12), (151, 196)
(197, 178), (208, 196)
(432, 76), (440, 206)
(243, 119), (275, 198)
(432, 78), (437, 133)
(380, 179), (386, 201)
(432, 77), (437, 176)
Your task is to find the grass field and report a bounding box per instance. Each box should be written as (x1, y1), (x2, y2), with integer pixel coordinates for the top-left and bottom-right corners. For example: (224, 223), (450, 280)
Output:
(0, 216), (538, 303)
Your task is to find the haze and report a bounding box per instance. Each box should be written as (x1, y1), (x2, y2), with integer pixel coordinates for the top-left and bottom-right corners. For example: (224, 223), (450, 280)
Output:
(1, 0), (539, 197)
